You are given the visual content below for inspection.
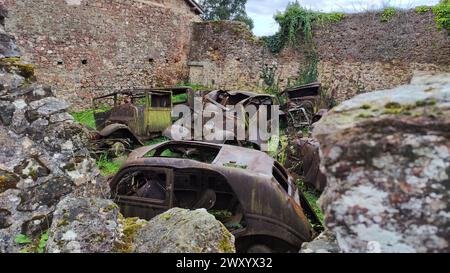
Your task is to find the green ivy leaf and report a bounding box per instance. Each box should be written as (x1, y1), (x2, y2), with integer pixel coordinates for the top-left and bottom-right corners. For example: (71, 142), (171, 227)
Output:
(14, 234), (32, 245)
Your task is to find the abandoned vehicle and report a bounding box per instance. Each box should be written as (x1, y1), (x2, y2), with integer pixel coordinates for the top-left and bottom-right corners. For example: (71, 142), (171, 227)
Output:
(281, 82), (327, 129)
(109, 140), (322, 253)
(164, 90), (279, 150)
(90, 87), (191, 151)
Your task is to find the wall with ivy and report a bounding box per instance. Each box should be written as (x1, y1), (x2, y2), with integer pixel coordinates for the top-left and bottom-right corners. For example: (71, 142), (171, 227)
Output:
(188, 9), (450, 102)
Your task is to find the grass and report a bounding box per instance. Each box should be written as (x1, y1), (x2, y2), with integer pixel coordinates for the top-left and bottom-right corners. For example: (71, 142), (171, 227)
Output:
(176, 83), (210, 91)
(297, 178), (324, 223)
(172, 93), (188, 104)
(96, 153), (124, 176)
(70, 109), (96, 129)
(144, 136), (170, 146)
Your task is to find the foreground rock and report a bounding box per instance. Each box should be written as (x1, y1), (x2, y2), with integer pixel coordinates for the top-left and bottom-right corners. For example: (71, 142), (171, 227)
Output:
(300, 230), (340, 253)
(133, 208), (235, 253)
(0, 7), (101, 253)
(313, 72), (450, 253)
(46, 197), (120, 253)
(45, 198), (235, 253)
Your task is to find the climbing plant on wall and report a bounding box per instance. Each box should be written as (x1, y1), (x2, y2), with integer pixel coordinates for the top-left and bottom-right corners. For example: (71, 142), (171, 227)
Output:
(433, 0), (450, 34)
(261, 1), (344, 54)
(260, 1), (344, 89)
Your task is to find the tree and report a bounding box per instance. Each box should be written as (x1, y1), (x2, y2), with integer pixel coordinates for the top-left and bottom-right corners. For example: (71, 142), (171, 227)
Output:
(199, 0), (254, 29)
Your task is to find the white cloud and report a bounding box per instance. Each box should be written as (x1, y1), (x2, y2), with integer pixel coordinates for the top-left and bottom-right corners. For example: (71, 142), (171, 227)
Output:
(246, 0), (441, 36)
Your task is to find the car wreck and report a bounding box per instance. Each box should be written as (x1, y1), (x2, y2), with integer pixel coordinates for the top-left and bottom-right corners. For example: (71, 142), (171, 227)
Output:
(282, 82), (327, 129)
(109, 140), (322, 253)
(164, 90), (279, 150)
(90, 87), (193, 152)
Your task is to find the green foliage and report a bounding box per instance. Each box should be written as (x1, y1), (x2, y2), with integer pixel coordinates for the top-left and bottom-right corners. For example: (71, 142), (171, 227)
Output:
(176, 83), (210, 91)
(70, 109), (96, 129)
(263, 1), (344, 53)
(172, 93), (188, 104)
(36, 232), (49, 253)
(209, 210), (232, 221)
(199, 0), (254, 29)
(381, 7), (397, 22)
(223, 162), (248, 169)
(295, 51), (318, 86)
(259, 64), (286, 105)
(144, 136), (170, 146)
(316, 12), (346, 25)
(433, 0), (450, 33)
(96, 153), (123, 176)
(296, 179), (324, 223)
(15, 231), (49, 253)
(415, 6), (432, 13)
(15, 234), (32, 244)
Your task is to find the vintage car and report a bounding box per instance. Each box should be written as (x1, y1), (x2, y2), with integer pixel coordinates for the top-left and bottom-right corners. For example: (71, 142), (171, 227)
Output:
(281, 82), (325, 129)
(91, 87), (193, 150)
(108, 140), (322, 253)
(164, 90), (279, 150)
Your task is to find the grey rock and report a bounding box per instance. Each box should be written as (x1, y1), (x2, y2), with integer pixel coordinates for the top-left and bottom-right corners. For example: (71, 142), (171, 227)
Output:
(300, 230), (340, 253)
(133, 208), (235, 253)
(46, 197), (120, 253)
(0, 101), (15, 126)
(0, 32), (21, 58)
(29, 97), (70, 116)
(313, 72), (450, 253)
(0, 71), (24, 90)
(0, 23), (101, 253)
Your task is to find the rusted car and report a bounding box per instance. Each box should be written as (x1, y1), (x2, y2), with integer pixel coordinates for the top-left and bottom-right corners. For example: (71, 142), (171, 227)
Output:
(109, 140), (322, 253)
(282, 82), (325, 129)
(91, 87), (193, 150)
(164, 90), (279, 150)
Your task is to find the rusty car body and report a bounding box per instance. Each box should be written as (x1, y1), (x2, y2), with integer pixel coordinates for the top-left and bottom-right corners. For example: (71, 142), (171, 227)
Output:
(91, 87), (193, 150)
(282, 82), (325, 129)
(109, 140), (322, 253)
(164, 90), (279, 150)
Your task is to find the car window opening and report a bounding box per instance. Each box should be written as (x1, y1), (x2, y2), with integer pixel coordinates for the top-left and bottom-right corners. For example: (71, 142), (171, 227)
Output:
(112, 168), (246, 232)
(144, 143), (221, 164)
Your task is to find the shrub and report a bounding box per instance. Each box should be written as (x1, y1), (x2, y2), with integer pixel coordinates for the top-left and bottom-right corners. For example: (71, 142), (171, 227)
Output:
(433, 0), (450, 33)
(381, 7), (397, 22)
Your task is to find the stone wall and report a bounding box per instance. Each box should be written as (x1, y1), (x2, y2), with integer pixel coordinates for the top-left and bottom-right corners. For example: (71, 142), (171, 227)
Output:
(315, 10), (450, 102)
(188, 21), (305, 92)
(3, 0), (201, 109)
(188, 10), (450, 102)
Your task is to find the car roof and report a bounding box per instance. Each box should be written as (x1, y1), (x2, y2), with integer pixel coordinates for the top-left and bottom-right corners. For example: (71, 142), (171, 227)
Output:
(128, 141), (275, 176)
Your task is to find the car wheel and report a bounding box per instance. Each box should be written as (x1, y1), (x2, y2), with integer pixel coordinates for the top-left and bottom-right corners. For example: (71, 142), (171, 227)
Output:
(247, 244), (272, 253)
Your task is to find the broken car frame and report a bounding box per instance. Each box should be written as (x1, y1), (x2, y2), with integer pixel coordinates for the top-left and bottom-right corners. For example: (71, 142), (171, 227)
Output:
(164, 90), (280, 151)
(109, 140), (323, 253)
(281, 82), (325, 129)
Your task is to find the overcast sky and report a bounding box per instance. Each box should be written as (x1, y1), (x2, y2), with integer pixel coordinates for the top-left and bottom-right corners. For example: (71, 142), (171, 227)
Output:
(246, 0), (441, 36)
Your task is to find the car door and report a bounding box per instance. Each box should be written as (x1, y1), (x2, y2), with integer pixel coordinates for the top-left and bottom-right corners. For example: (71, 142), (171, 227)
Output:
(110, 166), (174, 220)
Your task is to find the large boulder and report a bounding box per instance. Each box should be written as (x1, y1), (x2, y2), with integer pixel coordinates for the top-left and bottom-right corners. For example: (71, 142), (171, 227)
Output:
(44, 201), (236, 253)
(133, 208), (236, 253)
(313, 72), (450, 253)
(46, 197), (120, 253)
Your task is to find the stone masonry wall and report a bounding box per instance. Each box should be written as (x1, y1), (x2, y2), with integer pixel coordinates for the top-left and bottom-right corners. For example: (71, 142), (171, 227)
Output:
(189, 10), (450, 102)
(315, 10), (450, 102)
(3, 0), (201, 109)
(188, 21), (306, 92)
